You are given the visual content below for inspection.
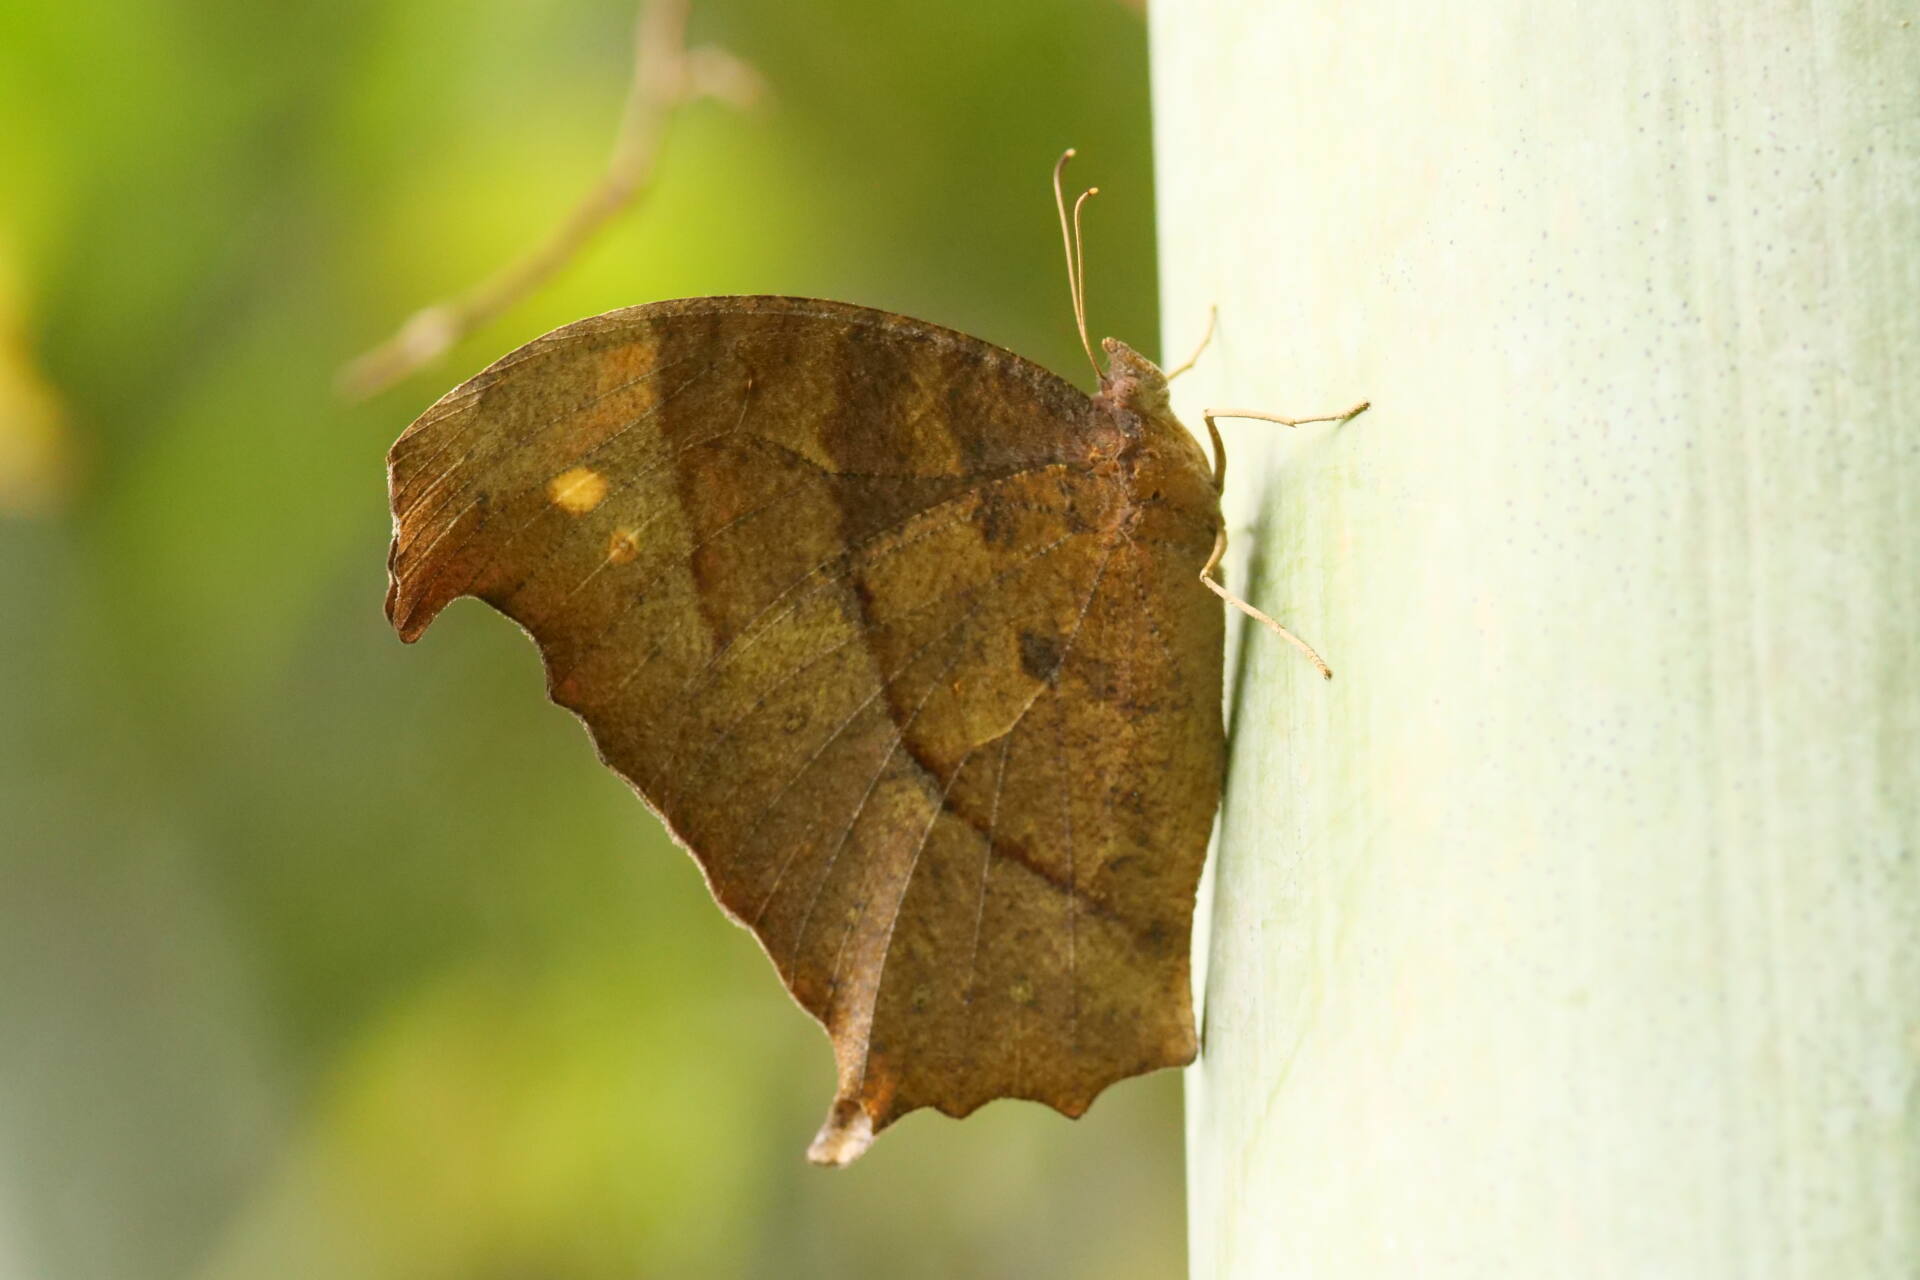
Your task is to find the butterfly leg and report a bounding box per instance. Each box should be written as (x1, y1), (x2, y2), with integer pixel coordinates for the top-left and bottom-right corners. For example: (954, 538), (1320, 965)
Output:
(1163, 305), (1218, 381)
(1201, 402), (1370, 490)
(1196, 402), (1368, 680)
(1199, 525), (1334, 680)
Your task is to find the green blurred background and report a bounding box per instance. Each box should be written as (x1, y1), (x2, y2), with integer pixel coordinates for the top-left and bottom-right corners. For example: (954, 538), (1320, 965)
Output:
(0, 1), (1179, 1276)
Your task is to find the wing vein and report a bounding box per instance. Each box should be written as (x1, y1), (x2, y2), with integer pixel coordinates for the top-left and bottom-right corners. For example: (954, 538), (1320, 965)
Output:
(397, 359), (719, 605)
(398, 349), (708, 526)
(547, 474), (1070, 702)
(677, 467), (1072, 693)
(954, 541), (1115, 1047)
(739, 532), (1081, 927)
(962, 732), (1017, 1007)
(784, 630), (981, 983)
(742, 609), (982, 927)
(835, 744), (977, 1073)
(668, 529), (1083, 798)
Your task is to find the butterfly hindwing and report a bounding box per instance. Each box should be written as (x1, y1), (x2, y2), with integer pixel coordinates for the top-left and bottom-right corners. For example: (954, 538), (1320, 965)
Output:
(386, 296), (1223, 1159)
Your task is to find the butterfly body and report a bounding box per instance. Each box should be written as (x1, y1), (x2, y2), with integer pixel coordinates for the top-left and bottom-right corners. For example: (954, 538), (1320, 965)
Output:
(388, 296), (1225, 1164)
(1089, 337), (1222, 546)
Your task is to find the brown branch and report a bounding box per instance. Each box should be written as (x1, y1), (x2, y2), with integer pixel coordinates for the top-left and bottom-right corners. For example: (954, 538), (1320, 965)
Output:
(337, 0), (763, 401)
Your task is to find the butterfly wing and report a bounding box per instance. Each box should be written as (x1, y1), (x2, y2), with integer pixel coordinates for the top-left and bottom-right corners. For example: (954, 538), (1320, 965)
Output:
(387, 296), (1224, 1162)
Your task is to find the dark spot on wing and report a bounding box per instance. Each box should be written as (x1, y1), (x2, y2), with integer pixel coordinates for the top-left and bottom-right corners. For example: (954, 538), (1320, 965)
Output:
(1020, 630), (1064, 684)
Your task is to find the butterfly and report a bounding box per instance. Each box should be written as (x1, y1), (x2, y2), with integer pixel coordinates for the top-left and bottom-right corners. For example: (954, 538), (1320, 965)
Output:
(385, 151), (1364, 1164)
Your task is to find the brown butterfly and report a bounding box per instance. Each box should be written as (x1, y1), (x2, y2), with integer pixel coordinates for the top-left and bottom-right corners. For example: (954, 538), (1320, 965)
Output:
(385, 151), (1364, 1165)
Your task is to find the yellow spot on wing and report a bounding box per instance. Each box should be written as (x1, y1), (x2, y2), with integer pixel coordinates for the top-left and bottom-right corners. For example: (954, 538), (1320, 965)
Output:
(607, 526), (641, 565)
(547, 466), (608, 514)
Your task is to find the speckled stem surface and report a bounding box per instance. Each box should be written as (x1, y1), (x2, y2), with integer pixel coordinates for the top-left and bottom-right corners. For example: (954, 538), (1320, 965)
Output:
(1151, 3), (1920, 1275)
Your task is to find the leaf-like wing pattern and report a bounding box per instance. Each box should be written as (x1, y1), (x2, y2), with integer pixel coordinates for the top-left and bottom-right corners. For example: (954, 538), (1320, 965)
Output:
(387, 297), (1223, 1163)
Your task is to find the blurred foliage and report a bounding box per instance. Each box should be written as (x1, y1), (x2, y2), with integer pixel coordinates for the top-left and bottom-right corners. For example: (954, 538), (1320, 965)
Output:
(0, 1), (1180, 1277)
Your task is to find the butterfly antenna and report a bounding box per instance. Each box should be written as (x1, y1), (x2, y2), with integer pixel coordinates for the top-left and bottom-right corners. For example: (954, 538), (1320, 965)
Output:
(1072, 185), (1099, 365)
(1053, 150), (1101, 380)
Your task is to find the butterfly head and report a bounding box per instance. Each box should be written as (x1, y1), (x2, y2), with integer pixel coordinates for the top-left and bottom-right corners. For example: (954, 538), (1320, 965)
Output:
(1097, 337), (1172, 420)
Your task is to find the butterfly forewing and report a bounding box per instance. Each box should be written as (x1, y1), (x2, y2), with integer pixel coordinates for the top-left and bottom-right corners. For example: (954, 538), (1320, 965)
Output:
(386, 296), (1223, 1158)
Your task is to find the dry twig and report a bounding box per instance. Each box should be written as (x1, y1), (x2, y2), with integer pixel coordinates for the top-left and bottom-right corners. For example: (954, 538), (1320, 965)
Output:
(338, 0), (762, 400)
